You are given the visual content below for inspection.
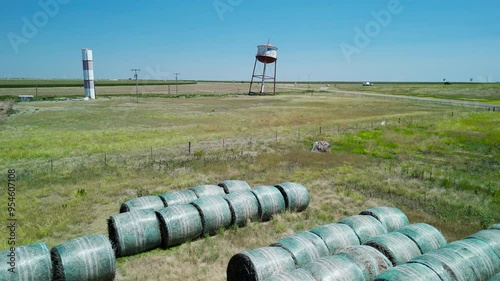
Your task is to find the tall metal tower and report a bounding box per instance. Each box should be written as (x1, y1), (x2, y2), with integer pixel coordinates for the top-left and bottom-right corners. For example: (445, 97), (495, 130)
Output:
(249, 43), (278, 95)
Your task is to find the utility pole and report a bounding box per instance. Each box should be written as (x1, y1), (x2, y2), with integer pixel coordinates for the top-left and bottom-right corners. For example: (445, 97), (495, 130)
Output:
(174, 73), (180, 94)
(131, 69), (141, 102)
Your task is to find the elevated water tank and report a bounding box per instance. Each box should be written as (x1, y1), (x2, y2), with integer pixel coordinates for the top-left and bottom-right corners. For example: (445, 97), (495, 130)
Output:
(256, 44), (278, 64)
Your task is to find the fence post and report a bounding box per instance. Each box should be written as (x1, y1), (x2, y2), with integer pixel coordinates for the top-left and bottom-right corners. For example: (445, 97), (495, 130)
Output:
(398, 118), (401, 124)
(319, 126), (322, 135)
(150, 147), (153, 158)
(188, 142), (191, 154)
(50, 158), (53, 171)
(104, 153), (107, 165)
(298, 128), (300, 140)
(222, 138), (225, 148)
(275, 131), (278, 142)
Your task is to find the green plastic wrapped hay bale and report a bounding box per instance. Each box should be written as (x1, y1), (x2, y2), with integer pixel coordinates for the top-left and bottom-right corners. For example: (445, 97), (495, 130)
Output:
(119, 195), (165, 213)
(410, 247), (475, 281)
(396, 223), (447, 254)
(488, 272), (500, 281)
(302, 254), (365, 281)
(159, 189), (198, 207)
(467, 229), (500, 259)
(365, 232), (422, 266)
(490, 224), (500, 231)
(375, 263), (442, 281)
(338, 215), (388, 244)
(271, 231), (329, 267)
(251, 186), (286, 221)
(336, 245), (393, 280)
(265, 268), (316, 281)
(223, 190), (259, 227)
(444, 238), (500, 280)
(156, 204), (203, 248)
(227, 246), (296, 281)
(0, 242), (52, 281)
(274, 182), (310, 212)
(360, 206), (409, 232)
(309, 223), (360, 255)
(108, 209), (161, 257)
(51, 234), (116, 281)
(190, 196), (232, 235)
(189, 184), (226, 198)
(218, 180), (251, 194)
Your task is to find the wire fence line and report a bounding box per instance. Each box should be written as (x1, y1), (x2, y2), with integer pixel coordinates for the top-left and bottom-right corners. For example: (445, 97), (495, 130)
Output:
(6, 107), (495, 177)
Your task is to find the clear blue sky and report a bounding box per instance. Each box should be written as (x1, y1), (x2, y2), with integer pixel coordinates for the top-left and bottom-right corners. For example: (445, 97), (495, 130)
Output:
(1, 0), (499, 82)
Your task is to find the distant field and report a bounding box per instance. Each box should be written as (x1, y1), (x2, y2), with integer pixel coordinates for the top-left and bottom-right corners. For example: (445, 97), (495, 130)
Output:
(331, 83), (500, 104)
(1, 80), (499, 105)
(0, 93), (498, 280)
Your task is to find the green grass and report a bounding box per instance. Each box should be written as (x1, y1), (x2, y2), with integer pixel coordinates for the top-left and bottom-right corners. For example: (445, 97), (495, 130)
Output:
(0, 93), (498, 280)
(333, 83), (500, 104)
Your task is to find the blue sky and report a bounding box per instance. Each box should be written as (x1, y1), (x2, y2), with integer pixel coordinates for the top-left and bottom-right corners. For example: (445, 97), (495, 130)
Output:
(1, 0), (499, 82)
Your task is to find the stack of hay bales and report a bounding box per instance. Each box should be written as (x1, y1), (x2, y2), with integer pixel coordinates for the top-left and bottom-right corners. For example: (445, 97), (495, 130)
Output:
(0, 180), (308, 281)
(109, 181), (309, 261)
(228, 206), (410, 281)
(376, 224), (500, 281)
(119, 180), (251, 213)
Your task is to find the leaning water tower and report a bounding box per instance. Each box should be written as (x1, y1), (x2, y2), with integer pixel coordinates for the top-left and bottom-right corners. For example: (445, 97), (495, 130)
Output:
(249, 43), (278, 95)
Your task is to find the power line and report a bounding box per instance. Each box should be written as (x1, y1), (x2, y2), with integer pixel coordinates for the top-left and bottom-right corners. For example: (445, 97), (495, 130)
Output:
(174, 73), (180, 94)
(131, 69), (141, 102)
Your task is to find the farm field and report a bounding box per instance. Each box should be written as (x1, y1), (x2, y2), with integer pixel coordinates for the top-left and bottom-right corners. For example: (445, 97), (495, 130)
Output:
(0, 91), (498, 280)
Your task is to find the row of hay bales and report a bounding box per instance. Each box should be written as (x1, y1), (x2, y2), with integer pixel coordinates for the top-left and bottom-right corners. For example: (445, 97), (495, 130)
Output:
(0, 181), (309, 281)
(119, 180), (252, 213)
(0, 234), (115, 281)
(109, 182), (310, 257)
(226, 206), (446, 281)
(376, 224), (500, 281)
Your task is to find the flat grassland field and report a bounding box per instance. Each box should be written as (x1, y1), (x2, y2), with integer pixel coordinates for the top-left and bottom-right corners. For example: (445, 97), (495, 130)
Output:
(0, 82), (499, 280)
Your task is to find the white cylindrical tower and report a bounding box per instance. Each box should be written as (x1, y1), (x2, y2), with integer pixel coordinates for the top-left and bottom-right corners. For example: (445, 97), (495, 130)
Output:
(82, 48), (95, 99)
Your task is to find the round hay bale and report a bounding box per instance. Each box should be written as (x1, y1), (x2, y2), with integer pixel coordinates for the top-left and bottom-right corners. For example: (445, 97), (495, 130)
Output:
(365, 232), (422, 266)
(302, 255), (365, 281)
(156, 204), (203, 248)
(396, 223), (447, 254)
(338, 215), (388, 244)
(266, 268), (316, 281)
(0, 242), (52, 280)
(336, 245), (393, 280)
(467, 229), (500, 259)
(190, 196), (232, 235)
(159, 189), (198, 207)
(444, 238), (500, 280)
(51, 234), (115, 281)
(274, 182), (310, 212)
(108, 209), (161, 257)
(251, 186), (286, 221)
(410, 247), (475, 281)
(226, 246), (296, 281)
(490, 224), (500, 231)
(488, 272), (500, 281)
(271, 231), (329, 267)
(189, 184), (226, 198)
(223, 190), (259, 227)
(374, 263), (442, 281)
(359, 206), (409, 232)
(119, 195), (165, 213)
(309, 223), (360, 255)
(218, 180), (251, 194)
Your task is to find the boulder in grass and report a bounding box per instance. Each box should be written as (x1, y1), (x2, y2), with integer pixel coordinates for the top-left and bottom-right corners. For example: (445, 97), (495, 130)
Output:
(311, 141), (331, 152)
